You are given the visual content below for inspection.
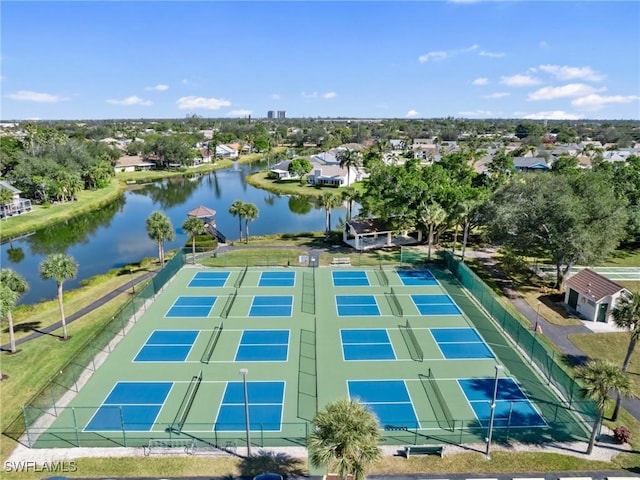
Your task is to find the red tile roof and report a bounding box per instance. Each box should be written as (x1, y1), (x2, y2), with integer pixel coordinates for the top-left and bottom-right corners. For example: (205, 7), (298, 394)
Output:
(565, 268), (626, 302)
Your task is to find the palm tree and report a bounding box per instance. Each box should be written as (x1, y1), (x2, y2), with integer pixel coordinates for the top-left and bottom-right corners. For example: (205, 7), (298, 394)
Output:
(40, 253), (78, 340)
(242, 202), (259, 243)
(319, 193), (341, 240)
(182, 217), (206, 264)
(418, 202), (447, 260)
(0, 284), (18, 379)
(340, 187), (359, 221)
(337, 148), (362, 187)
(308, 398), (381, 480)
(0, 269), (29, 353)
(146, 211), (175, 266)
(610, 291), (640, 420)
(576, 359), (632, 455)
(229, 200), (245, 243)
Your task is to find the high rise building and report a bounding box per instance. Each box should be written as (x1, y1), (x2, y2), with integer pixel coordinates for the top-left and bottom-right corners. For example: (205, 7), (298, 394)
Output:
(277, 110), (286, 119)
(267, 110), (275, 119)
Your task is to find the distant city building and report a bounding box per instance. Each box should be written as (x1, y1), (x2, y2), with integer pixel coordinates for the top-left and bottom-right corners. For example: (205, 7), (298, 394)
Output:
(267, 111), (275, 119)
(277, 110), (286, 119)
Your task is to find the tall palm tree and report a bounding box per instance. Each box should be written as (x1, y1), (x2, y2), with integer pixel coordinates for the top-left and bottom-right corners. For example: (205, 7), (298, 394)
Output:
(337, 148), (362, 187)
(40, 253), (78, 340)
(308, 398), (381, 480)
(0, 269), (29, 353)
(319, 193), (341, 240)
(340, 187), (359, 221)
(182, 217), (206, 264)
(576, 359), (632, 455)
(242, 202), (259, 244)
(229, 200), (245, 243)
(610, 291), (640, 420)
(0, 284), (18, 379)
(418, 202), (447, 260)
(145, 211), (175, 266)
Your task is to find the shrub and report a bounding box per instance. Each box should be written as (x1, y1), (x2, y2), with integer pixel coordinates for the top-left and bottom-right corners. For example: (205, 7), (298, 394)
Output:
(613, 425), (631, 444)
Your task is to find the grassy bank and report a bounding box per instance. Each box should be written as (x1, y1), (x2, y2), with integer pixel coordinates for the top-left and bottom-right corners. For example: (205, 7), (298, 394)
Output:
(0, 181), (124, 242)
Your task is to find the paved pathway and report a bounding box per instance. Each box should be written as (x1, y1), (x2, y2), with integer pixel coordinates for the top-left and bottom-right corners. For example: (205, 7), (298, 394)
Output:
(466, 247), (640, 422)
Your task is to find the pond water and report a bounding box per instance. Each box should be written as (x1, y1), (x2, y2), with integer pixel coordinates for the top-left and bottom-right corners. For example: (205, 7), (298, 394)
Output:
(1, 160), (357, 305)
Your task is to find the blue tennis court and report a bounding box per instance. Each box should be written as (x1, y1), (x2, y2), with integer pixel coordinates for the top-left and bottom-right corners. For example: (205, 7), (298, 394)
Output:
(397, 270), (438, 286)
(134, 330), (199, 362)
(249, 296), (293, 317)
(258, 271), (296, 287)
(235, 330), (290, 361)
(332, 270), (370, 287)
(188, 271), (230, 288)
(85, 382), (172, 432)
(341, 329), (395, 360)
(412, 294), (462, 315)
(458, 377), (546, 428)
(348, 380), (419, 428)
(215, 381), (285, 431)
(432, 328), (494, 359)
(166, 296), (217, 318)
(336, 295), (380, 316)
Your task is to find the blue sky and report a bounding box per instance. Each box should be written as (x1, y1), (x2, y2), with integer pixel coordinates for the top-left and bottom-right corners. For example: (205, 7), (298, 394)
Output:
(2, 1), (639, 121)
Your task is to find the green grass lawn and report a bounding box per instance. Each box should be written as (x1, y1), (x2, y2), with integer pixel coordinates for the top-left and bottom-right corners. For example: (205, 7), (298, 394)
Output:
(246, 170), (365, 198)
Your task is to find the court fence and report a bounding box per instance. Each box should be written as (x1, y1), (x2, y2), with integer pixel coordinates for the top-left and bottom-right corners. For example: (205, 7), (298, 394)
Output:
(442, 252), (598, 426)
(2, 251), (187, 447)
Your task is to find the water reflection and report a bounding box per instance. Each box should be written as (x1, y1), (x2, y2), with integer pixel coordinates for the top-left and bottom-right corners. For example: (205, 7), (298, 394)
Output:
(1, 161), (357, 305)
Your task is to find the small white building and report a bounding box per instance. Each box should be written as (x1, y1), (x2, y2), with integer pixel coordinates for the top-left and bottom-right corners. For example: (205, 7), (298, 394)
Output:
(564, 268), (629, 324)
(0, 180), (32, 218)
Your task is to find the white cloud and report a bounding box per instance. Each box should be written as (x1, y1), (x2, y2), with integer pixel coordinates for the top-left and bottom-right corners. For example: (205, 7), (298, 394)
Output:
(107, 96), (152, 106)
(176, 96), (231, 110)
(523, 111), (583, 120)
(479, 51), (506, 58)
(271, 93), (281, 100)
(572, 94), (640, 109)
(500, 74), (541, 87)
(418, 51), (447, 63)
(472, 77), (489, 86)
(301, 91), (336, 99)
(483, 92), (510, 99)
(227, 109), (252, 117)
(528, 83), (605, 101)
(145, 84), (169, 91)
(458, 110), (494, 118)
(406, 110), (419, 118)
(539, 41), (549, 48)
(7, 90), (69, 103)
(301, 91), (318, 99)
(537, 64), (605, 82)
(181, 79), (189, 85)
(323, 92), (337, 99)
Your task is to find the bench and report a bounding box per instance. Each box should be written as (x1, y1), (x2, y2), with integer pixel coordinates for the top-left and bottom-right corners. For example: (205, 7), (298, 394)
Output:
(404, 445), (444, 458)
(331, 257), (351, 266)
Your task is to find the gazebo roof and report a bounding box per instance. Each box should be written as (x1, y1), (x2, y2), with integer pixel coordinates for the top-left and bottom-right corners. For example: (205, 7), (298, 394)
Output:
(187, 205), (216, 218)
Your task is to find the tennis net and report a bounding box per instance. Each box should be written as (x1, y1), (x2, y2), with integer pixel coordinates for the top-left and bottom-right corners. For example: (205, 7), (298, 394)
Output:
(400, 319), (423, 362)
(221, 289), (238, 319)
(419, 369), (454, 431)
(201, 323), (223, 364)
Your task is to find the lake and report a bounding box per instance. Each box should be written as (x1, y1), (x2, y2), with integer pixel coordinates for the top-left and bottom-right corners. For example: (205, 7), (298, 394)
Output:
(0, 160), (357, 305)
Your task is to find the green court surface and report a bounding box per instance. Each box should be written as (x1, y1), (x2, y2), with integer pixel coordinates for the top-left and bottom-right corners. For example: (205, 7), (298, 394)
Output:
(27, 265), (589, 449)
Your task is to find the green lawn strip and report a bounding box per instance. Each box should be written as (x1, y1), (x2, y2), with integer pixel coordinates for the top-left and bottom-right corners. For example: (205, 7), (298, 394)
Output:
(246, 170), (364, 198)
(0, 293), (133, 462)
(0, 181), (123, 241)
(200, 247), (309, 267)
(370, 450), (620, 474)
(569, 331), (640, 398)
(0, 268), (152, 345)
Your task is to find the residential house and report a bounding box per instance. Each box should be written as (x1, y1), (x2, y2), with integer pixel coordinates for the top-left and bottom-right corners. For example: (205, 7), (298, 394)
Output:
(215, 144), (239, 159)
(306, 164), (365, 187)
(0, 180), (32, 218)
(564, 268), (629, 324)
(114, 155), (156, 173)
(268, 159), (295, 180)
(513, 157), (550, 172)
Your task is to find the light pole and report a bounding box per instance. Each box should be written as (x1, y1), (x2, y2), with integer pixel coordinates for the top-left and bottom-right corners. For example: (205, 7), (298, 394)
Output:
(485, 364), (504, 459)
(239, 368), (251, 456)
